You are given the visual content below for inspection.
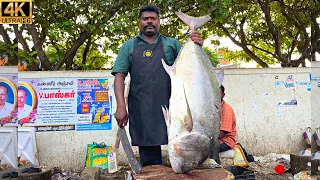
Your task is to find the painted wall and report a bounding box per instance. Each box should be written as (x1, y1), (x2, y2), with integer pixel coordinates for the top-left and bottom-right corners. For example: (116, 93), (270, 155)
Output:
(1, 65), (319, 171)
(311, 62), (320, 151)
(223, 68), (314, 156)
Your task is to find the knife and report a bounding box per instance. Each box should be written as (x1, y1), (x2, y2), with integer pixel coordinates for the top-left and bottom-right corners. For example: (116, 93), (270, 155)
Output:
(117, 127), (142, 174)
(114, 80), (141, 174)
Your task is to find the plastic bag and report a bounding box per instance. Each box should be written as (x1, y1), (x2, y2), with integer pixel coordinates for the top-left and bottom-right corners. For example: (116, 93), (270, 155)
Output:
(233, 144), (249, 167)
(85, 142), (112, 169)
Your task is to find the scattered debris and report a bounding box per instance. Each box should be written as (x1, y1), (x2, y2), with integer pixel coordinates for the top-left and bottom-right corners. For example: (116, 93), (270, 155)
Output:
(291, 170), (312, 180)
(80, 167), (100, 180)
(51, 167), (81, 180)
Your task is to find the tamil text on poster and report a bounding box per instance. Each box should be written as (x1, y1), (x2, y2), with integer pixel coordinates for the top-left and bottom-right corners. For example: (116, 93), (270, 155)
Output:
(18, 78), (77, 131)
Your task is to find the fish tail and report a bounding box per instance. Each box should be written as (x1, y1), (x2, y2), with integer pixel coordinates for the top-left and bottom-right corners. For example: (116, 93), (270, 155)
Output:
(176, 12), (212, 31)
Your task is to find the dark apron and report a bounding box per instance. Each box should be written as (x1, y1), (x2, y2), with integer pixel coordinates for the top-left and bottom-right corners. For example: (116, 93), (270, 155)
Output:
(128, 37), (171, 146)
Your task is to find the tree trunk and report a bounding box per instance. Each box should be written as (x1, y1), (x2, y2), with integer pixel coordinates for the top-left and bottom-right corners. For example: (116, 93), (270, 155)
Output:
(27, 24), (52, 70)
(311, 10), (320, 62)
(52, 31), (91, 70)
(259, 0), (287, 64)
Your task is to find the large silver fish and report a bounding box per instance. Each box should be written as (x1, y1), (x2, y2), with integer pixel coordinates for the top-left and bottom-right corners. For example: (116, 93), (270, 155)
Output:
(161, 12), (224, 173)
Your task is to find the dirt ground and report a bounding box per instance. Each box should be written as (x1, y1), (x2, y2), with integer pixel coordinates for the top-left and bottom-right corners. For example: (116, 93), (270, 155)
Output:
(255, 172), (293, 180)
(49, 164), (294, 180)
(221, 157), (294, 180)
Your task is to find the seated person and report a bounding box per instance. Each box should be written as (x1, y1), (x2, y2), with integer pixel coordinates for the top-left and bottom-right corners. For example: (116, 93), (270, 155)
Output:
(219, 85), (237, 152)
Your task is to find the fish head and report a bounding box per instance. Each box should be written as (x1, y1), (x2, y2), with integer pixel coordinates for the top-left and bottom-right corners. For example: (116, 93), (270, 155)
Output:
(169, 132), (211, 173)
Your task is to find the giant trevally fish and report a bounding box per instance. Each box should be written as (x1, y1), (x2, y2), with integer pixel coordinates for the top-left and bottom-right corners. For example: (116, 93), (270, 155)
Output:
(161, 12), (224, 173)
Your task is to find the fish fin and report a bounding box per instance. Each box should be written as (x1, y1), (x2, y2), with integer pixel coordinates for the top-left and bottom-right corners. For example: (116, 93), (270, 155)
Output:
(216, 69), (224, 87)
(200, 158), (222, 169)
(162, 105), (170, 131)
(161, 58), (176, 77)
(176, 12), (212, 31)
(183, 84), (193, 132)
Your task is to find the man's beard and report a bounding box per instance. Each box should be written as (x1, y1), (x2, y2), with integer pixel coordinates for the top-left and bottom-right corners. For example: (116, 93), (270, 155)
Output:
(143, 25), (157, 36)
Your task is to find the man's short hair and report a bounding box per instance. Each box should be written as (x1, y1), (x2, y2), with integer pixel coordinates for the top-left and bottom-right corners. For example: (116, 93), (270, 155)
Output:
(220, 85), (225, 93)
(139, 4), (159, 18)
(18, 88), (27, 94)
(0, 85), (7, 92)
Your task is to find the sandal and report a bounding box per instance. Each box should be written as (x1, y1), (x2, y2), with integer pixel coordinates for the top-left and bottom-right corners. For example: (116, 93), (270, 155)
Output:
(1, 171), (18, 179)
(21, 167), (41, 173)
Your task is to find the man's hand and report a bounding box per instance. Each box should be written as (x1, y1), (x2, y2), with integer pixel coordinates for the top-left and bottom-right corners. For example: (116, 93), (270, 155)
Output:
(190, 31), (203, 46)
(115, 106), (128, 127)
(219, 130), (228, 139)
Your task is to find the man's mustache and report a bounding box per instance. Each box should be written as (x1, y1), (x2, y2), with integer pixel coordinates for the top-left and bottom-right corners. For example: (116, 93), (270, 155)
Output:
(144, 25), (156, 30)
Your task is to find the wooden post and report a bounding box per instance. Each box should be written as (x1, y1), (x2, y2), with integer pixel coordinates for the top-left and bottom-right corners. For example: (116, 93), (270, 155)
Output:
(311, 159), (320, 176)
(290, 153), (311, 175)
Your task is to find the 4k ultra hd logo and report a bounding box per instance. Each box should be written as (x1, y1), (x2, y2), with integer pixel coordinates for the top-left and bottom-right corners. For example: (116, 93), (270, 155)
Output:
(0, 0), (32, 24)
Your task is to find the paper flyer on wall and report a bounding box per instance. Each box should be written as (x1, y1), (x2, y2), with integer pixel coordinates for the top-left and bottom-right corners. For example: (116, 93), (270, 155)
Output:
(76, 78), (112, 131)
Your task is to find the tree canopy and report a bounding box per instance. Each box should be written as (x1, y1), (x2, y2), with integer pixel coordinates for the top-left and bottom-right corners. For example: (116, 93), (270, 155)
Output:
(212, 0), (319, 67)
(203, 46), (219, 67)
(0, 0), (318, 70)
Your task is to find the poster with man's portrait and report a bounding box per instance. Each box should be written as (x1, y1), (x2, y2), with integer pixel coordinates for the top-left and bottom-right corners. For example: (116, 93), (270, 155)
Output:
(0, 74), (18, 126)
(18, 81), (38, 125)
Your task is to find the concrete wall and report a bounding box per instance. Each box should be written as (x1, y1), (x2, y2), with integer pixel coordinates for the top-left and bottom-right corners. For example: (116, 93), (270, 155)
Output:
(311, 62), (320, 152)
(1, 65), (319, 171)
(0, 66), (18, 73)
(223, 68), (313, 156)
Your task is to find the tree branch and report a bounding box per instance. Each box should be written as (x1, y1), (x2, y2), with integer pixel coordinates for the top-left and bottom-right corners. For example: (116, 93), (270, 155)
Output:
(311, 10), (320, 61)
(239, 17), (247, 45)
(160, 4), (198, 19)
(217, 23), (269, 67)
(289, 54), (307, 67)
(27, 24), (52, 70)
(40, 27), (47, 46)
(276, 0), (312, 65)
(54, 31), (91, 70)
(0, 25), (11, 45)
(82, 34), (92, 65)
(288, 32), (299, 60)
(13, 25), (30, 52)
(52, 1), (125, 70)
(217, 23), (242, 47)
(249, 43), (277, 58)
(260, 0), (286, 63)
